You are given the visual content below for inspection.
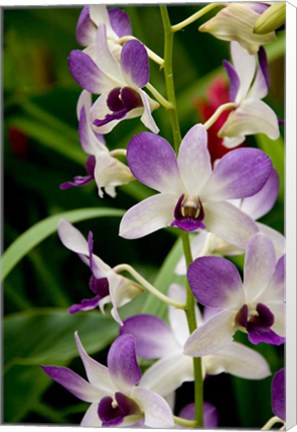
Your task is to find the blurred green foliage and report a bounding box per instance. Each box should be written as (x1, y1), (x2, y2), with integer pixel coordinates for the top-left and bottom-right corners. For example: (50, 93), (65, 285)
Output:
(2, 4), (285, 427)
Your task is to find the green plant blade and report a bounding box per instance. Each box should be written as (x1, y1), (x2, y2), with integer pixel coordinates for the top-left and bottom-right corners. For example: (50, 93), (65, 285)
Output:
(1, 207), (124, 282)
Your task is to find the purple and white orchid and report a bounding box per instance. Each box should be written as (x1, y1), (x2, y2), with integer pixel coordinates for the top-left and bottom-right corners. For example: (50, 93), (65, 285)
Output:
(58, 219), (142, 325)
(175, 168), (285, 274)
(76, 5), (132, 57)
(218, 41), (280, 148)
(119, 123), (272, 248)
(184, 232), (285, 357)
(121, 284), (271, 397)
(68, 24), (159, 134)
(42, 333), (174, 428)
(60, 91), (134, 198)
(199, 3), (276, 54)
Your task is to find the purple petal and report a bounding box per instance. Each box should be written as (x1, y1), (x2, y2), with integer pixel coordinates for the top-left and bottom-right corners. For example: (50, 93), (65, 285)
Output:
(223, 59), (240, 102)
(120, 314), (179, 359)
(108, 8), (132, 37)
(180, 402), (218, 428)
(121, 40), (149, 88)
(126, 132), (181, 194)
(204, 148), (272, 200)
(272, 368), (285, 420)
(188, 256), (243, 308)
(107, 334), (141, 391)
(68, 50), (105, 94)
(247, 325), (285, 345)
(258, 47), (269, 89)
(60, 174), (93, 190)
(240, 168), (279, 220)
(41, 365), (99, 402)
(68, 296), (100, 314)
(76, 6), (96, 46)
(98, 392), (140, 427)
(89, 275), (109, 297)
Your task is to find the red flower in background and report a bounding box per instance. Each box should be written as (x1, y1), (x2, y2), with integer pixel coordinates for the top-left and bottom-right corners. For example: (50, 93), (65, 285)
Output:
(195, 76), (244, 164)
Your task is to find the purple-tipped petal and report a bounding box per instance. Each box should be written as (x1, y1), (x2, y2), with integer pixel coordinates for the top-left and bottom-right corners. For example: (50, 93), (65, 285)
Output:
(180, 402), (218, 428)
(107, 334), (141, 392)
(81, 403), (102, 427)
(188, 256), (244, 309)
(272, 368), (285, 420)
(120, 315), (179, 359)
(68, 296), (100, 314)
(247, 325), (285, 345)
(41, 365), (100, 402)
(58, 219), (89, 255)
(78, 103), (106, 155)
(68, 50), (107, 94)
(108, 8), (132, 37)
(127, 132), (181, 194)
(177, 124), (211, 194)
(121, 40), (149, 88)
(203, 201), (259, 248)
(240, 168), (279, 220)
(76, 6), (96, 46)
(204, 148), (272, 200)
(223, 59), (240, 102)
(264, 255), (285, 304)
(248, 47), (269, 99)
(243, 233), (277, 302)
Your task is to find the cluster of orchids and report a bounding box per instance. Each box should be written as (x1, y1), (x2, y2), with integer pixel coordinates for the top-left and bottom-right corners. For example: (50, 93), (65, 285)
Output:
(42, 3), (286, 429)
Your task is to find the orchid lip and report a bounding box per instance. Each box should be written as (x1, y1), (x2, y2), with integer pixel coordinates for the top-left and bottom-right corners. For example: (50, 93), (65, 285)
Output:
(172, 194), (206, 232)
(98, 392), (141, 426)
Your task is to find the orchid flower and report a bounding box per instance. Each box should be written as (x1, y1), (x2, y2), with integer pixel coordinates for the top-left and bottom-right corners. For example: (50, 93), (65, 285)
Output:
(175, 168), (285, 275)
(199, 3), (276, 54)
(42, 333), (174, 428)
(272, 368), (285, 421)
(120, 284), (271, 398)
(218, 41), (280, 148)
(60, 91), (134, 198)
(58, 219), (142, 325)
(119, 123), (272, 248)
(68, 24), (159, 134)
(76, 5), (132, 59)
(184, 232), (285, 357)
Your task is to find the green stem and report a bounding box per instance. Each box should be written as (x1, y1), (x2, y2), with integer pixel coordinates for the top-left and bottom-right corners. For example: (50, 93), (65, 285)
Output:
(160, 5), (182, 151)
(118, 35), (165, 67)
(113, 264), (186, 310)
(181, 231), (204, 427)
(174, 415), (197, 427)
(171, 3), (222, 32)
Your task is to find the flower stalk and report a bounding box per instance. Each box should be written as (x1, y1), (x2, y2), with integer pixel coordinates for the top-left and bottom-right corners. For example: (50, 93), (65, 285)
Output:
(171, 3), (223, 33)
(203, 102), (237, 130)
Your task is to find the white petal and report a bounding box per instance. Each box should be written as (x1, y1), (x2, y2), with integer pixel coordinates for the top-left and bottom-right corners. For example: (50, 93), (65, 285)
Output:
(132, 387), (174, 428)
(203, 201), (259, 248)
(74, 332), (115, 393)
(257, 222), (285, 260)
(119, 193), (177, 239)
(140, 353), (193, 396)
(223, 134), (246, 148)
(231, 41), (256, 102)
(219, 99), (280, 141)
(205, 341), (271, 379)
(177, 123), (211, 195)
(184, 310), (235, 357)
(58, 219), (89, 255)
(139, 90), (159, 133)
(81, 403), (102, 427)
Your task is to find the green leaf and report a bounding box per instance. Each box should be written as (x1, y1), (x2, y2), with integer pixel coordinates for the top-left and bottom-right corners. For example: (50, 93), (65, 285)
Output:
(256, 134), (284, 201)
(4, 308), (118, 369)
(141, 237), (186, 318)
(1, 207), (124, 282)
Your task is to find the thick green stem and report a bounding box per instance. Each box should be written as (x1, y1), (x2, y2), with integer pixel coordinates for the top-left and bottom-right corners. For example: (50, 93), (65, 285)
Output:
(160, 6), (182, 151)
(181, 232), (204, 427)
